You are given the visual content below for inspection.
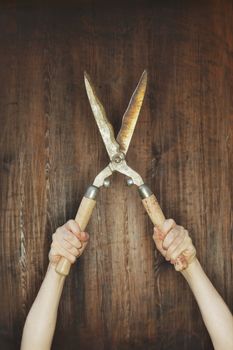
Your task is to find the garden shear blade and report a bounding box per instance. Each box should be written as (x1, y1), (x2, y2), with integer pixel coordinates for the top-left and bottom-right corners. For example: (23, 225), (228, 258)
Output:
(56, 71), (184, 276)
(84, 70), (147, 187)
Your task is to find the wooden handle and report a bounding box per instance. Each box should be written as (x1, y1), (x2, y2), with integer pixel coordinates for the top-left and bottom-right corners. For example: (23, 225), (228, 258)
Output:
(142, 193), (187, 271)
(142, 194), (165, 230)
(55, 196), (96, 276)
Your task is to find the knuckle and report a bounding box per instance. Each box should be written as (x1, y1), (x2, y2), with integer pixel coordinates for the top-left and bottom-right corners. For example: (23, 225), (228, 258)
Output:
(62, 241), (67, 249)
(153, 232), (158, 241)
(78, 244), (87, 256)
(171, 252), (177, 260)
(175, 226), (182, 235)
(64, 230), (70, 239)
(191, 246), (196, 254)
(72, 247), (79, 256)
(70, 233), (76, 240)
(56, 226), (62, 233)
(163, 237), (170, 249)
(76, 240), (82, 248)
(170, 253), (176, 260)
(49, 247), (55, 255)
(71, 255), (76, 263)
(174, 226), (184, 239)
(179, 230), (185, 240)
(171, 228), (177, 237)
(64, 240), (71, 249)
(68, 220), (78, 230)
(55, 229), (62, 239)
(70, 232), (78, 241)
(168, 218), (176, 226)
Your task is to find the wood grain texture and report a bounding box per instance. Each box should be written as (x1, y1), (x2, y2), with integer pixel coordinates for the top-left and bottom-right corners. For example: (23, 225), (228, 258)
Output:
(0, 1), (232, 349)
(142, 194), (165, 229)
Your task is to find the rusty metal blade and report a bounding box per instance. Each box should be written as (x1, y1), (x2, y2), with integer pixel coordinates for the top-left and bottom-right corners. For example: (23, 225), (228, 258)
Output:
(84, 72), (120, 160)
(116, 70), (147, 154)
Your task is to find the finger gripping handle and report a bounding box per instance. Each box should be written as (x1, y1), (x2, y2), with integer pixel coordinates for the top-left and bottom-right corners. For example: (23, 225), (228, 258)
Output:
(141, 192), (187, 271)
(55, 196), (96, 276)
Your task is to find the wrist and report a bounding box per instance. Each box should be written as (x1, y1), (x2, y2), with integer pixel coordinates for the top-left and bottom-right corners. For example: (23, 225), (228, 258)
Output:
(46, 262), (66, 285)
(48, 261), (57, 270)
(181, 257), (201, 280)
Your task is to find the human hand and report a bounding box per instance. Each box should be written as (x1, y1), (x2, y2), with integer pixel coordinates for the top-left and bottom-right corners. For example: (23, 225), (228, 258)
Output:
(153, 219), (196, 271)
(49, 220), (89, 265)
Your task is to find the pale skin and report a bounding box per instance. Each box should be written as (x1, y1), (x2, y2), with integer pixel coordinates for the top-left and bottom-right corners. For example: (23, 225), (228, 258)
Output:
(21, 219), (233, 350)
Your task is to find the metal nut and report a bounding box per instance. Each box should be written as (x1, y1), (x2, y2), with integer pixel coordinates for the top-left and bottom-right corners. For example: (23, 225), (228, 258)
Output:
(126, 178), (134, 186)
(103, 178), (111, 187)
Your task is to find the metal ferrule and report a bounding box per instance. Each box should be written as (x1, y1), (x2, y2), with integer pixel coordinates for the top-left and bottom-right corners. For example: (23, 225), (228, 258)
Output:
(138, 184), (153, 199)
(85, 185), (99, 200)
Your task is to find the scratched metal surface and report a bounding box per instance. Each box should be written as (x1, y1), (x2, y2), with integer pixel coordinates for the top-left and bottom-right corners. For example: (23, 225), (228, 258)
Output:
(0, 1), (232, 349)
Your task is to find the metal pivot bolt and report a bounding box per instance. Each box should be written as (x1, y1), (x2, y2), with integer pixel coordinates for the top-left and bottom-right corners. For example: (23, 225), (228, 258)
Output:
(112, 152), (125, 164)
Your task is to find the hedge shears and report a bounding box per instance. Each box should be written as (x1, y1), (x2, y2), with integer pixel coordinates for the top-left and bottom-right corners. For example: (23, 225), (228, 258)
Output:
(56, 70), (186, 276)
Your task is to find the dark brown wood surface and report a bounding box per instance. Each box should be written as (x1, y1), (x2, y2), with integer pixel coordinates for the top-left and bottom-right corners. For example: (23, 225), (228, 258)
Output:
(0, 1), (232, 349)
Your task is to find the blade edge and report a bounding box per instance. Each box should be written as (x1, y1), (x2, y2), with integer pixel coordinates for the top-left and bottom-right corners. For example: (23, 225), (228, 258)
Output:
(116, 70), (147, 154)
(84, 72), (119, 160)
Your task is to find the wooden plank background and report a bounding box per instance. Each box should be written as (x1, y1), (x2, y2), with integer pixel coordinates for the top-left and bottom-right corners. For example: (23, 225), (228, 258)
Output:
(0, 1), (232, 349)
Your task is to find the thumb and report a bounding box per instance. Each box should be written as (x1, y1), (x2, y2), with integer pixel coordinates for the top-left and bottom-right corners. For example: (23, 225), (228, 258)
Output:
(153, 226), (166, 255)
(77, 231), (89, 242)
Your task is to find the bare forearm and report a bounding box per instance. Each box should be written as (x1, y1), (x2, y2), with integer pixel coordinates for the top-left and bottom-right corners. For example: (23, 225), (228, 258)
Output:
(182, 258), (233, 350)
(21, 264), (65, 350)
